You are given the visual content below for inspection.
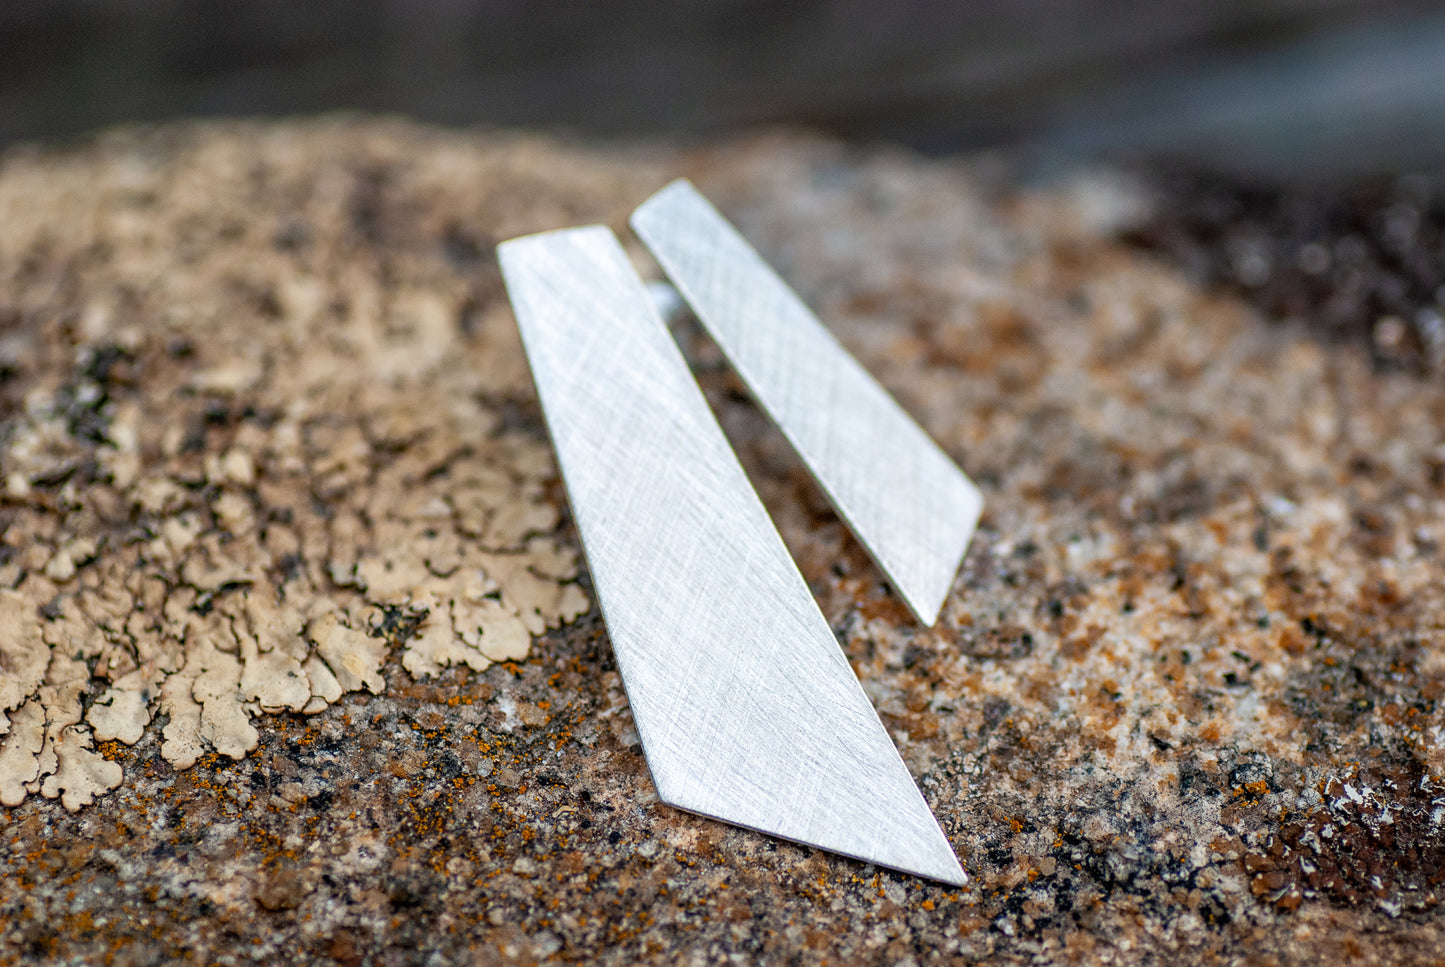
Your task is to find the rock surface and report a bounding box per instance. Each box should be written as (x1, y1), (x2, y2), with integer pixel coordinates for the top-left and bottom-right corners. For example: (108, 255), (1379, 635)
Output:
(0, 120), (1442, 964)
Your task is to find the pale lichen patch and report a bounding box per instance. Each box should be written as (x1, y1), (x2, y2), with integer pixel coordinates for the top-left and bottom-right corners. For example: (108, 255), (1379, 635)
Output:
(310, 613), (387, 695)
(238, 637), (311, 714)
(39, 726), (123, 813)
(0, 701), (45, 807)
(87, 667), (159, 745)
(192, 639), (260, 761)
(301, 653), (343, 713)
(478, 550), (591, 636)
(400, 593), (492, 679)
(463, 598), (533, 663)
(159, 668), (205, 771)
(0, 122), (598, 811)
(33, 650), (91, 793)
(0, 590), (49, 716)
(0, 649), (110, 814)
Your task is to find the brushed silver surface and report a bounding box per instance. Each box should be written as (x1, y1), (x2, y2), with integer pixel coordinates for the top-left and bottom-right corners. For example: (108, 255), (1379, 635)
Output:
(632, 180), (983, 626)
(498, 226), (966, 885)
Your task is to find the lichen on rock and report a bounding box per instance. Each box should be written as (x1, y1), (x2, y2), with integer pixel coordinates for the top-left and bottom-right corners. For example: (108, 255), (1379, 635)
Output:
(0, 120), (609, 812)
(0, 590), (48, 721)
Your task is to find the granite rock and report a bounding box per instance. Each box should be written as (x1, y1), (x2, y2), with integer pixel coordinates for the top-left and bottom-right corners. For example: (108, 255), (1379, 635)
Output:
(0, 120), (1441, 965)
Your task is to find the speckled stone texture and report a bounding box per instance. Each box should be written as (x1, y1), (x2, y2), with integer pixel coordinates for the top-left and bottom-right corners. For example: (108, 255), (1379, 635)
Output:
(1, 121), (1442, 965)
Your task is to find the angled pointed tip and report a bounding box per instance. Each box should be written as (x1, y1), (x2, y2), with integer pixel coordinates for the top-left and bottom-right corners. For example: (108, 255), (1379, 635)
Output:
(899, 480), (985, 627)
(904, 838), (969, 887)
(899, 579), (950, 631)
(657, 776), (967, 887)
(854, 808), (968, 887)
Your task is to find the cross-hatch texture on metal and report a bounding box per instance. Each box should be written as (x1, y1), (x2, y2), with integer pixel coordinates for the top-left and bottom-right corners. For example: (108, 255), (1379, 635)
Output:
(633, 180), (983, 626)
(498, 227), (965, 884)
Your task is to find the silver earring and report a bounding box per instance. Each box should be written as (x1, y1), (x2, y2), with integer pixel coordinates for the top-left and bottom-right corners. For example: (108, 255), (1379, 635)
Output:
(633, 180), (982, 627)
(499, 226), (965, 885)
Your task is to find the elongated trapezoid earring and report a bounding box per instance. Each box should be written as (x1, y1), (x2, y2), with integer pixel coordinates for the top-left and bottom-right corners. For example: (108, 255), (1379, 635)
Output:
(633, 180), (982, 627)
(499, 226), (965, 885)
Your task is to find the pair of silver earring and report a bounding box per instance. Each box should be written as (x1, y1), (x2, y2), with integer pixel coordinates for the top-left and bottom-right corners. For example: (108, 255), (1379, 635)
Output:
(498, 181), (981, 885)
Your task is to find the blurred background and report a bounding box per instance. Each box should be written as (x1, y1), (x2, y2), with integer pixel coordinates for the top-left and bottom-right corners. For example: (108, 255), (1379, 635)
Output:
(3, 0), (1445, 180)
(5, 0), (1445, 369)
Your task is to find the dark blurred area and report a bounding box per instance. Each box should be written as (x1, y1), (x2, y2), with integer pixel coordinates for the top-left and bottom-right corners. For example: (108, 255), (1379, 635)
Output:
(3, 0), (1445, 180)
(1127, 171), (1445, 374)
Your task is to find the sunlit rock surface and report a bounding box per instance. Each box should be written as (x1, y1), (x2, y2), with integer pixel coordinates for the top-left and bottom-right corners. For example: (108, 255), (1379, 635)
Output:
(0, 120), (1441, 965)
